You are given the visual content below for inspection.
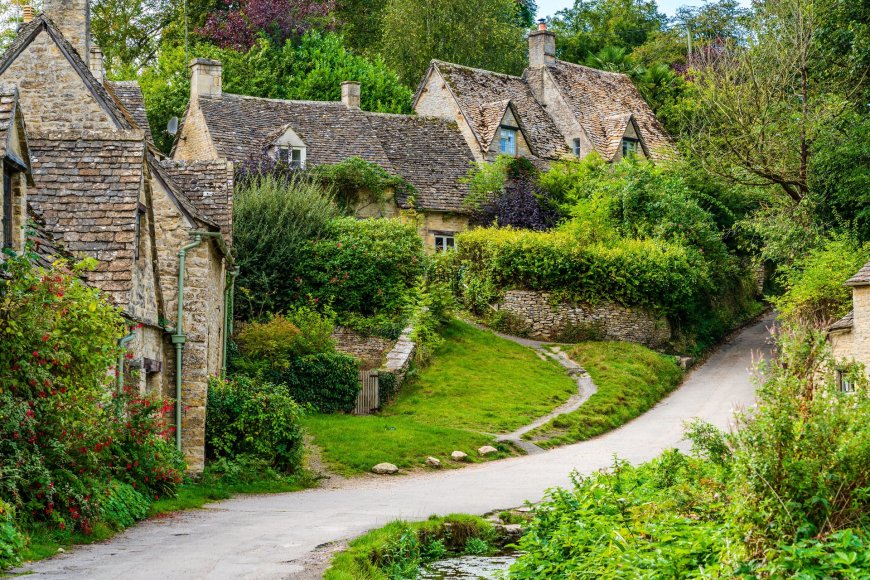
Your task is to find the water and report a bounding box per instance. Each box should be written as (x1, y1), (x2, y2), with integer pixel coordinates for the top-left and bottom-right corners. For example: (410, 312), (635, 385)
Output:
(419, 553), (519, 579)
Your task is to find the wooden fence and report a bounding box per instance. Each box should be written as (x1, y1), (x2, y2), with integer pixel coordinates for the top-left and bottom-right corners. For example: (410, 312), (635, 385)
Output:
(354, 370), (379, 415)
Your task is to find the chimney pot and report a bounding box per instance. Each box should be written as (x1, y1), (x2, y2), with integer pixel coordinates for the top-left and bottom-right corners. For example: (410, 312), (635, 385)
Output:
(537, 18), (547, 31)
(341, 81), (361, 109)
(190, 58), (223, 99)
(22, 5), (35, 23)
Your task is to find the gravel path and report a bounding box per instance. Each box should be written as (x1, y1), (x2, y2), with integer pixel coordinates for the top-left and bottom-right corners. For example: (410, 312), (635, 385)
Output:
(16, 314), (774, 580)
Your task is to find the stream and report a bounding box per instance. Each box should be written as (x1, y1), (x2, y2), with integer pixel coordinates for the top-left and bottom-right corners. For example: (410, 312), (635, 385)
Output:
(419, 553), (520, 579)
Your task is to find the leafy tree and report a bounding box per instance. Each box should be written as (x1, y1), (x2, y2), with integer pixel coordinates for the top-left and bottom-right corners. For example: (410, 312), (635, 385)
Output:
(548, 0), (666, 64)
(334, 0), (389, 54)
(91, 0), (179, 73)
(379, 0), (528, 86)
(198, 0), (335, 51)
(672, 0), (751, 46)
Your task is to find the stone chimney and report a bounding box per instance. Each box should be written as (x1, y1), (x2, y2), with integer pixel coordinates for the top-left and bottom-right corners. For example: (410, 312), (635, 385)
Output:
(22, 5), (35, 23)
(44, 0), (91, 65)
(89, 45), (104, 83)
(341, 81), (361, 109)
(190, 58), (223, 99)
(528, 20), (556, 68)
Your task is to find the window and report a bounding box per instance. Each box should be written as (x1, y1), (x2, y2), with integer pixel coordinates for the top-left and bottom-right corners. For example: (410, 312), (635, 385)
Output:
(573, 138), (582, 157)
(434, 234), (455, 252)
(134, 203), (146, 261)
(280, 146), (306, 169)
(621, 137), (639, 159)
(837, 369), (857, 394)
(2, 165), (11, 249)
(499, 127), (517, 156)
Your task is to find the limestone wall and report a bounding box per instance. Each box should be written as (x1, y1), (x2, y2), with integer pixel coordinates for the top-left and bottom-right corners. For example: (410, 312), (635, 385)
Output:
(414, 68), (486, 162)
(332, 326), (395, 369)
(417, 211), (469, 253)
(382, 326), (416, 383)
(497, 290), (671, 348)
(172, 104), (220, 161)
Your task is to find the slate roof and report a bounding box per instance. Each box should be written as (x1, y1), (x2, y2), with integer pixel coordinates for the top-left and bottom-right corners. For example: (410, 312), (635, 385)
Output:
(829, 310), (854, 332)
(365, 113), (474, 212)
(26, 204), (71, 269)
(545, 61), (673, 161)
(107, 81), (154, 143)
(0, 15), (134, 131)
(28, 132), (145, 307)
(429, 61), (571, 160)
(160, 159), (233, 238)
(187, 92), (474, 212)
(0, 86), (16, 159)
(845, 260), (870, 287)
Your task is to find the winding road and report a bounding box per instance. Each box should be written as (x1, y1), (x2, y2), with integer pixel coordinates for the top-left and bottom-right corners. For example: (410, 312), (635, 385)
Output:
(17, 314), (774, 579)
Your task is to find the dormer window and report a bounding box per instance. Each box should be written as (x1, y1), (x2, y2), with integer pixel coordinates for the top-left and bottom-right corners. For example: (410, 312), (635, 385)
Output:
(621, 137), (639, 159)
(573, 138), (582, 157)
(280, 146), (306, 169)
(500, 127), (517, 156)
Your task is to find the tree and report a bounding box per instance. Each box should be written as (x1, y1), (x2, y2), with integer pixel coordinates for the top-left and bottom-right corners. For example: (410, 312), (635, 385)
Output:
(199, 0), (335, 51)
(91, 0), (179, 73)
(548, 0), (666, 64)
(379, 0), (528, 86)
(672, 0), (751, 46)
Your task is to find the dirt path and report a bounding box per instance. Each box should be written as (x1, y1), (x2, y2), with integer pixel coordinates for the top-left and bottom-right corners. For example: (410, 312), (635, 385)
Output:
(15, 315), (775, 580)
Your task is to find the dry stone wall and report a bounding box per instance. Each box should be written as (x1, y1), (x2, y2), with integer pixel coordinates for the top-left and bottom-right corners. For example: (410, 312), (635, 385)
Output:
(498, 290), (671, 348)
(332, 326), (396, 369)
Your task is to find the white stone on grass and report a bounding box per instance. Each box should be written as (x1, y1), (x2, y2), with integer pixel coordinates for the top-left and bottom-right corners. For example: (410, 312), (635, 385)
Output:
(372, 463), (399, 475)
(478, 445), (498, 456)
(451, 451), (469, 461)
(425, 456), (441, 468)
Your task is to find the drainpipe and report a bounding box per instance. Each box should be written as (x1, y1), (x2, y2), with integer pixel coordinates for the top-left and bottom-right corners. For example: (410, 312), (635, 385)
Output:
(117, 331), (137, 412)
(172, 231), (235, 451)
(222, 267), (240, 378)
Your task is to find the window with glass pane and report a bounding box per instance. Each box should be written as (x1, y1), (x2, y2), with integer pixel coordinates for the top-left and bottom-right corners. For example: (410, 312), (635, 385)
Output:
(573, 138), (582, 157)
(281, 146), (305, 169)
(837, 370), (856, 393)
(621, 138), (638, 158)
(500, 128), (517, 155)
(434, 234), (455, 252)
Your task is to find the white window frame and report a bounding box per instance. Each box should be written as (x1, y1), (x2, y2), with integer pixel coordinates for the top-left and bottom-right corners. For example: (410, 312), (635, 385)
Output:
(280, 146), (306, 169)
(621, 137), (639, 159)
(499, 127), (517, 156)
(434, 233), (456, 252)
(573, 138), (582, 157)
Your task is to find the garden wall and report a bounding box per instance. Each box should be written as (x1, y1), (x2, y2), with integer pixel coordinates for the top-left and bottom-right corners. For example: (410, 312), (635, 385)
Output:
(497, 290), (671, 348)
(332, 326), (396, 369)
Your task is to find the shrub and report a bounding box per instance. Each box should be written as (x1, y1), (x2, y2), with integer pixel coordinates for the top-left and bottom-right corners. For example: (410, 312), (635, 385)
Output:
(0, 501), (24, 570)
(234, 308), (336, 371)
(267, 353), (360, 414)
(98, 482), (150, 530)
(206, 376), (305, 472)
(310, 157), (416, 215)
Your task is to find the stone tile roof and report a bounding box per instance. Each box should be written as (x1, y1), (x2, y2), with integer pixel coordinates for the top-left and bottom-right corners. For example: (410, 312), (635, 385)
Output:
(845, 259), (870, 287)
(365, 113), (473, 212)
(195, 94), (394, 169)
(26, 203), (70, 268)
(545, 61), (673, 161)
(430, 61), (571, 160)
(147, 153), (220, 232)
(829, 310), (854, 332)
(28, 131), (145, 307)
(106, 81), (154, 143)
(0, 16), (134, 131)
(160, 159), (234, 239)
(0, 86), (16, 159)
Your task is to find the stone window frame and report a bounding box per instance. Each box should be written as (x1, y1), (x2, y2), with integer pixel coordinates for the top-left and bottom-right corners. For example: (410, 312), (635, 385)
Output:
(499, 126), (517, 156)
(621, 137), (640, 159)
(572, 138), (582, 157)
(433, 232), (456, 252)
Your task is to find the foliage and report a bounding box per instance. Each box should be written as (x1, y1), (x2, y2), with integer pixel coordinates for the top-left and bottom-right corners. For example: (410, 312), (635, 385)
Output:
(234, 308), (336, 370)
(773, 234), (867, 328)
(199, 0), (335, 50)
(525, 341), (682, 447)
(98, 482), (150, 530)
(407, 281), (454, 364)
(206, 375), (305, 471)
(0, 501), (24, 570)
(324, 514), (497, 579)
(310, 157), (416, 215)
(232, 174), (337, 320)
(380, 0), (528, 86)
(267, 352), (360, 413)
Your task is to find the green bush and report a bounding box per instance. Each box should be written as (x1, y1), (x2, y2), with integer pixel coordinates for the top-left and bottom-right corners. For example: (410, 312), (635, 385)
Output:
(98, 482), (150, 530)
(206, 376), (305, 471)
(310, 157), (416, 215)
(267, 353), (360, 414)
(234, 308), (337, 371)
(0, 501), (24, 570)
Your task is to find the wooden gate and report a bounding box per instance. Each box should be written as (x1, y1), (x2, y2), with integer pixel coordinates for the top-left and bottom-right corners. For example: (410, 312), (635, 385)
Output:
(354, 370), (379, 415)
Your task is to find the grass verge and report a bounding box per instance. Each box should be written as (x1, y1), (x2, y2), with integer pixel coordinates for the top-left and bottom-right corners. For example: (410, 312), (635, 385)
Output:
(524, 341), (682, 448)
(304, 320), (577, 475)
(325, 514), (497, 580)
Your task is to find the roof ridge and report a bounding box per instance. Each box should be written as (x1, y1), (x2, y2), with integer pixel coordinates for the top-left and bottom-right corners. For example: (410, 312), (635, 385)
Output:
(553, 58), (631, 79)
(216, 92), (347, 107)
(432, 59), (525, 81)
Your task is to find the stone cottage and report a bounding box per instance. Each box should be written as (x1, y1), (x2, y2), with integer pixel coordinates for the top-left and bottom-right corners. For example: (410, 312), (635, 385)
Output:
(0, 86), (31, 254)
(414, 22), (673, 165)
(172, 63), (475, 250)
(828, 259), (870, 391)
(0, 1), (234, 472)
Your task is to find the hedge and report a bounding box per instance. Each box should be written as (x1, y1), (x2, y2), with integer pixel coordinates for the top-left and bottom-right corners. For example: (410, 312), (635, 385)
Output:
(267, 352), (360, 413)
(453, 227), (710, 316)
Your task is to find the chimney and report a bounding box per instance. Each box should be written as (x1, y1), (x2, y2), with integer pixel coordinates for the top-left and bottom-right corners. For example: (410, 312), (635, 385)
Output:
(43, 0), (91, 65)
(190, 58), (223, 99)
(341, 81), (361, 109)
(89, 44), (104, 83)
(22, 5), (35, 23)
(528, 19), (556, 68)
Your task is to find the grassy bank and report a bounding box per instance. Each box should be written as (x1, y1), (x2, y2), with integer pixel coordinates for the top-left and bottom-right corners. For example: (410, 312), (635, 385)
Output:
(304, 320), (578, 474)
(524, 341), (682, 447)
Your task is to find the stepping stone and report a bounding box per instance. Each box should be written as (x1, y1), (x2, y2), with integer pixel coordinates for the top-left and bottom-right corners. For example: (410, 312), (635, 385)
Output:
(372, 463), (399, 475)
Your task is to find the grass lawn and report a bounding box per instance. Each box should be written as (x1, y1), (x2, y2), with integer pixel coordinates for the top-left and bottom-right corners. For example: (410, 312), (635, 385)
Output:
(524, 341), (682, 448)
(304, 320), (578, 475)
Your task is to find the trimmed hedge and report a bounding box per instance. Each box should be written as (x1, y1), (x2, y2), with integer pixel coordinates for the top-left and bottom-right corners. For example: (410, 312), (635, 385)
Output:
(454, 227), (709, 316)
(267, 352), (360, 414)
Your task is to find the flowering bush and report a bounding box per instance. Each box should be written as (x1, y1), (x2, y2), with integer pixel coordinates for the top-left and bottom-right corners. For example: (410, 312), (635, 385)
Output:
(0, 254), (183, 547)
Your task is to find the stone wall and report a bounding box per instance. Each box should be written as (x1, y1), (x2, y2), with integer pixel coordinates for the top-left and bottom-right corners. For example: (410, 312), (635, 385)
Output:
(333, 326), (395, 369)
(382, 326), (416, 383)
(497, 290), (671, 348)
(417, 211), (469, 253)
(831, 286), (870, 373)
(173, 105), (220, 161)
(414, 67), (485, 162)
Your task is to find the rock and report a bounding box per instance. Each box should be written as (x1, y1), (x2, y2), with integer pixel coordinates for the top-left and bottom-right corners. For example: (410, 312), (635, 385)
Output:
(677, 356), (694, 370)
(57, 548), (65, 553)
(371, 462), (399, 475)
(495, 523), (524, 542)
(425, 456), (441, 468)
(478, 445), (498, 456)
(451, 450), (468, 461)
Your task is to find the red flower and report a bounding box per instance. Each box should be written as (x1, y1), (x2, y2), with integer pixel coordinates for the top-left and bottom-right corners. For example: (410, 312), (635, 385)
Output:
(41, 334), (50, 342)
(32, 350), (39, 357)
